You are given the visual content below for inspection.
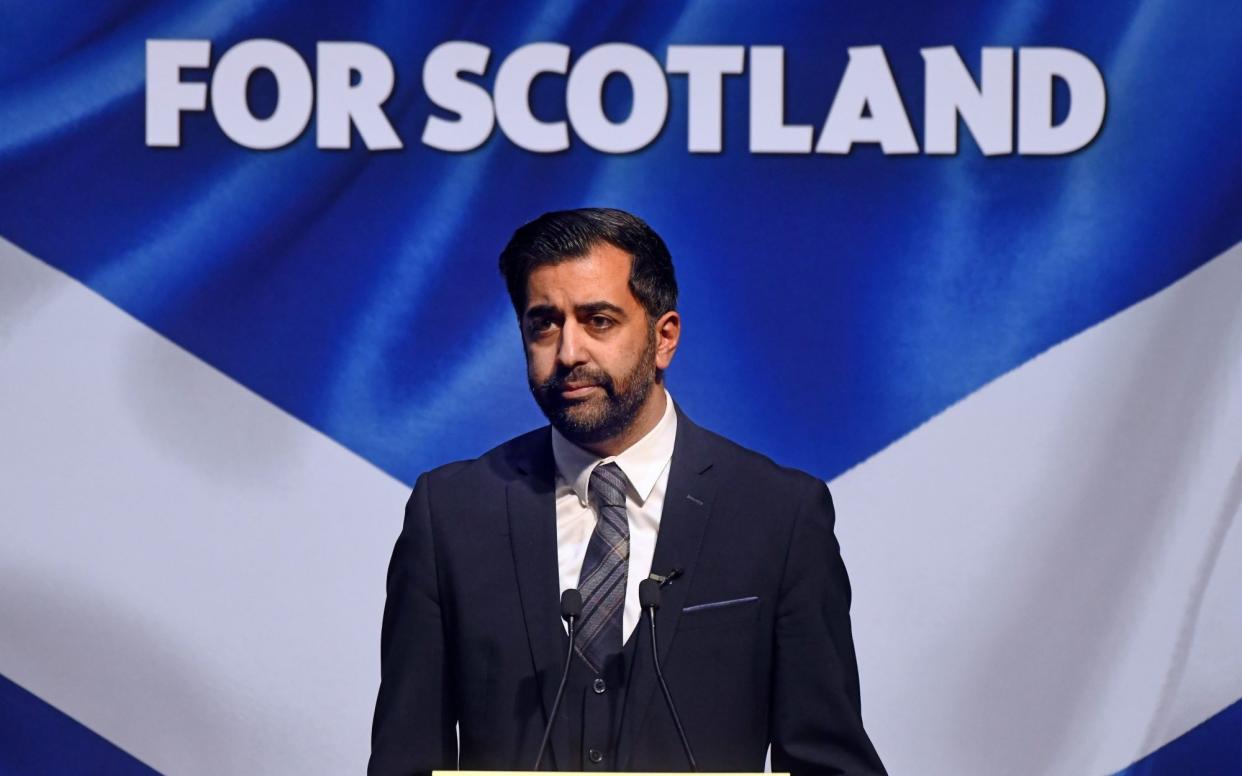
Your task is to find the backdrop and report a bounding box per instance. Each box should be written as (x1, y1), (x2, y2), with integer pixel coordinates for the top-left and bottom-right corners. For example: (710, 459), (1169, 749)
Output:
(2, 2), (1240, 774)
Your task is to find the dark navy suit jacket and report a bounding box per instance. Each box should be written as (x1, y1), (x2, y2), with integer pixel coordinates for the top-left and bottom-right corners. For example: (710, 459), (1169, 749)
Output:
(369, 406), (886, 775)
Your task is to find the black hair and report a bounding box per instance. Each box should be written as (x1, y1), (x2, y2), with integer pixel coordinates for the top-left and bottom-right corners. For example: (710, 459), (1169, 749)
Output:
(498, 207), (678, 320)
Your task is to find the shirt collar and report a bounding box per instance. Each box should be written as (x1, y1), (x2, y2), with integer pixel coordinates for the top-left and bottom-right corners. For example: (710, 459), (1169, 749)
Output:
(551, 387), (678, 507)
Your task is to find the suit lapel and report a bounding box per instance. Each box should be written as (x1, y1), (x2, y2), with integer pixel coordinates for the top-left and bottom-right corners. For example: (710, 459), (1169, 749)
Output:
(505, 429), (571, 769)
(617, 406), (719, 769)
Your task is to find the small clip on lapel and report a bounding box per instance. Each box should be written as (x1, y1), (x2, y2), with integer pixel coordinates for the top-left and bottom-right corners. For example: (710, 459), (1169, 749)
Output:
(647, 567), (685, 588)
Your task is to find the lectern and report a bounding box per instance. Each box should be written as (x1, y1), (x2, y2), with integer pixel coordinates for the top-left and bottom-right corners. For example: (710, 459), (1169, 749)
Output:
(441, 771), (786, 775)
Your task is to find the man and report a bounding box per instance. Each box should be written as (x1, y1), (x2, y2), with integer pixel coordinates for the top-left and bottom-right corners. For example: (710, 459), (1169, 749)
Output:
(369, 208), (885, 775)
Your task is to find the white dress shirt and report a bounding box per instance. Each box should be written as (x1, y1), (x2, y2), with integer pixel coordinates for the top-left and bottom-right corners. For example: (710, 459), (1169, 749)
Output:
(551, 387), (677, 642)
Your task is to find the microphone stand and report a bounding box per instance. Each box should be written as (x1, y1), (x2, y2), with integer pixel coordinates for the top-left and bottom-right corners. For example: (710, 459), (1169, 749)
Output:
(533, 589), (582, 770)
(640, 579), (697, 772)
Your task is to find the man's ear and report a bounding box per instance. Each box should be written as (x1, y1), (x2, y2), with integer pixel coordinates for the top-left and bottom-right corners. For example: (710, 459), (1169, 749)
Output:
(654, 310), (680, 370)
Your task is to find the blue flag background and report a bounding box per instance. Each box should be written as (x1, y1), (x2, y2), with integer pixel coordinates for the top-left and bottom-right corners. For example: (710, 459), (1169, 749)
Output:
(1, 2), (1240, 774)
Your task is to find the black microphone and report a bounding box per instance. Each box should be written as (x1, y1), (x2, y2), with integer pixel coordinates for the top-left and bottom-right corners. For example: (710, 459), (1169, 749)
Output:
(639, 578), (698, 772)
(533, 589), (583, 770)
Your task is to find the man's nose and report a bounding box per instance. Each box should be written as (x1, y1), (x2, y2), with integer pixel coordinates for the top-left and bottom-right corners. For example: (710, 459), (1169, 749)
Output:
(557, 319), (588, 367)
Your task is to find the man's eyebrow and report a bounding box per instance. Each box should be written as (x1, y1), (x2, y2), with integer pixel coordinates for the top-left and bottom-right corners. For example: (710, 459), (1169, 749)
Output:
(576, 301), (627, 317)
(523, 304), (559, 320)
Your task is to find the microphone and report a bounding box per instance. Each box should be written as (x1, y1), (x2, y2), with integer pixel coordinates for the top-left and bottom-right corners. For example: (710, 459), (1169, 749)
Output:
(647, 567), (684, 588)
(533, 589), (582, 770)
(639, 579), (698, 772)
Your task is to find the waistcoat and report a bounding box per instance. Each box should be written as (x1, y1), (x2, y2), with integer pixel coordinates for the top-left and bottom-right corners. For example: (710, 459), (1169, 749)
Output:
(561, 628), (642, 770)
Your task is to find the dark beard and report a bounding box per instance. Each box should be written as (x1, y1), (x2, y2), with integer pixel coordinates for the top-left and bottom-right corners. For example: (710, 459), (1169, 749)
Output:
(529, 331), (658, 446)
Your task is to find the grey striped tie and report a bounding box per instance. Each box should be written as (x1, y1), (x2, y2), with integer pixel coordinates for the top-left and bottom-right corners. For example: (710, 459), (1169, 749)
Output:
(575, 462), (630, 673)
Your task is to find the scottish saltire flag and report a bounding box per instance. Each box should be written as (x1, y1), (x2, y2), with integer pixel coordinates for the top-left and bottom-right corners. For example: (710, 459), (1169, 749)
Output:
(2, 2), (1240, 774)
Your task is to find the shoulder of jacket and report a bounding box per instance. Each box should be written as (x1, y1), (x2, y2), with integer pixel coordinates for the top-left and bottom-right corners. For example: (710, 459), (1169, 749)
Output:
(691, 421), (826, 494)
(417, 425), (549, 487)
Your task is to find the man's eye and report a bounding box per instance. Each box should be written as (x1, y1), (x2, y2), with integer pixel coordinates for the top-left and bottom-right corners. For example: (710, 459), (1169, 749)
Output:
(589, 316), (614, 329)
(529, 319), (556, 334)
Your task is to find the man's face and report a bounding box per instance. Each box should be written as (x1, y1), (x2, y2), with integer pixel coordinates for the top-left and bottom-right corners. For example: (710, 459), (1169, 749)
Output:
(522, 243), (664, 445)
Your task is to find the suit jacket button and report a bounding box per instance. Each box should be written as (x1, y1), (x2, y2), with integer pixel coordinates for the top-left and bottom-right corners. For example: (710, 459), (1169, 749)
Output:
(588, 748), (605, 764)
(592, 678), (606, 694)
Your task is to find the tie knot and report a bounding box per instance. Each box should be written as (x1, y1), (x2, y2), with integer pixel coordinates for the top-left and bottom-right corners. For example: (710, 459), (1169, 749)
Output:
(588, 462), (629, 508)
